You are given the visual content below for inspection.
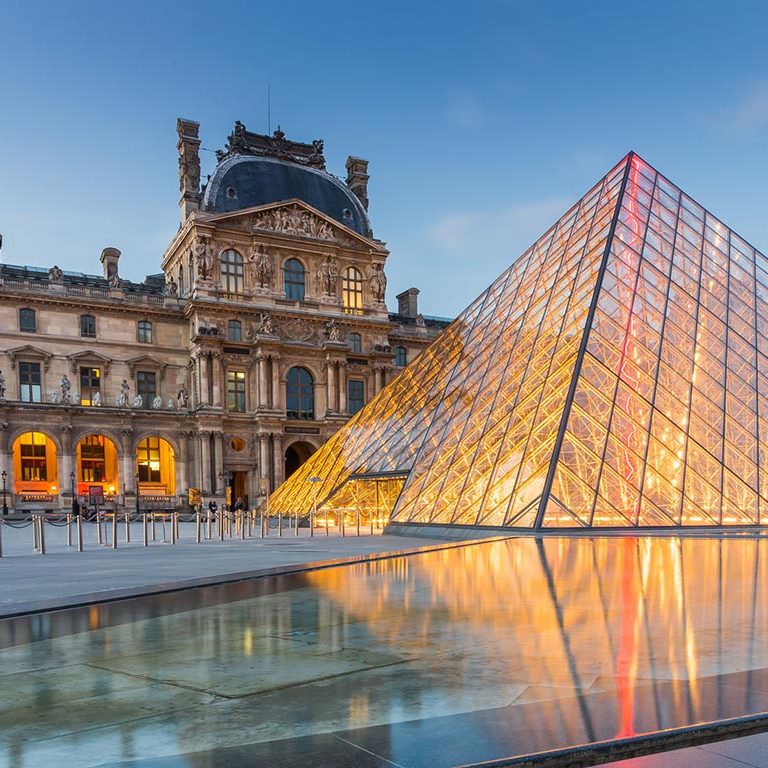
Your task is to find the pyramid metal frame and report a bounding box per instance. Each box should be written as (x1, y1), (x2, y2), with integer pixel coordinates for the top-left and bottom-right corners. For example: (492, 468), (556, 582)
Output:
(270, 153), (768, 529)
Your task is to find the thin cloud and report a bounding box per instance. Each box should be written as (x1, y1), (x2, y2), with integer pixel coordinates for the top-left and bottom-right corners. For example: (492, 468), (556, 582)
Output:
(706, 80), (768, 133)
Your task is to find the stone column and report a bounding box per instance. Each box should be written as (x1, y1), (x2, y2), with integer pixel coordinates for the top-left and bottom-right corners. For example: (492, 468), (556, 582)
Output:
(120, 428), (135, 498)
(326, 358), (336, 414)
(59, 425), (73, 510)
(339, 362), (347, 415)
(211, 353), (222, 408)
(0, 422), (12, 504)
(270, 355), (280, 410)
(200, 431), (211, 494)
(372, 366), (380, 396)
(198, 354), (209, 406)
(258, 432), (270, 486)
(272, 435), (283, 490)
(185, 432), (197, 490)
(257, 353), (267, 409)
(213, 431), (224, 494)
(176, 432), (188, 500)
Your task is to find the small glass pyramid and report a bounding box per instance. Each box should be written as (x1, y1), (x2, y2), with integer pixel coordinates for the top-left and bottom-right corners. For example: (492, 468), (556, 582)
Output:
(270, 153), (768, 528)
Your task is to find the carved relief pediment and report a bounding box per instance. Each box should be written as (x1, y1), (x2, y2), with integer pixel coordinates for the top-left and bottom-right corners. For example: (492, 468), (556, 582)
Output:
(67, 349), (112, 376)
(280, 317), (317, 343)
(6, 345), (53, 370)
(126, 355), (168, 380)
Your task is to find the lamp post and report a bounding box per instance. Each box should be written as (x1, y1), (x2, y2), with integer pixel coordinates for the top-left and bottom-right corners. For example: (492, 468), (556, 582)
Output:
(69, 471), (78, 516)
(1, 470), (7, 516)
(308, 476), (323, 537)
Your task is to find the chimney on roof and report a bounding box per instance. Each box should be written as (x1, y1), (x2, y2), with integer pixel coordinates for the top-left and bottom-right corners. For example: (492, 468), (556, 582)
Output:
(177, 118), (202, 222)
(100, 247), (121, 280)
(345, 156), (369, 210)
(396, 287), (420, 318)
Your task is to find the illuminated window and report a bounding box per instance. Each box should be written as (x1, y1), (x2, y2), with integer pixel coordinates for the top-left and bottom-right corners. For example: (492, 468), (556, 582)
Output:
(136, 371), (157, 406)
(19, 362), (41, 402)
(286, 367), (314, 420)
(137, 320), (153, 344)
(395, 346), (407, 367)
(80, 435), (106, 482)
(342, 267), (364, 314)
(284, 258), (305, 300)
(348, 332), (362, 353)
(348, 379), (365, 414)
(228, 320), (242, 341)
(80, 367), (101, 406)
(19, 308), (36, 333)
(20, 432), (47, 481)
(220, 249), (244, 293)
(227, 370), (246, 412)
(137, 437), (161, 483)
(80, 314), (96, 338)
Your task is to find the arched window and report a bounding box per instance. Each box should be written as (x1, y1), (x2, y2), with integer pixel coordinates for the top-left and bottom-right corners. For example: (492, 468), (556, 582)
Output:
(227, 319), (242, 341)
(286, 367), (314, 420)
(178, 265), (185, 297)
(283, 258), (306, 300)
(19, 308), (36, 333)
(348, 332), (362, 353)
(395, 346), (407, 367)
(342, 267), (364, 314)
(80, 314), (96, 338)
(220, 249), (244, 293)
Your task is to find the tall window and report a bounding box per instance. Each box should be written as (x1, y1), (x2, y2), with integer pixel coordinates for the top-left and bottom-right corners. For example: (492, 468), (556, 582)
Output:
(348, 379), (365, 415)
(80, 367), (101, 405)
(286, 367), (314, 420)
(20, 432), (47, 481)
(178, 265), (185, 297)
(19, 362), (42, 403)
(348, 332), (362, 353)
(395, 346), (407, 367)
(188, 257), (194, 293)
(227, 320), (242, 342)
(80, 314), (96, 338)
(220, 249), (244, 293)
(227, 370), (246, 412)
(136, 371), (157, 407)
(80, 435), (106, 482)
(19, 308), (36, 333)
(284, 258), (305, 300)
(137, 437), (161, 483)
(342, 267), (364, 314)
(137, 320), (153, 344)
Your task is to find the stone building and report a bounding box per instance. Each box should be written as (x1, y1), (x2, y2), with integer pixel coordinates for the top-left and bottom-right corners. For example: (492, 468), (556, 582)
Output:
(0, 120), (450, 512)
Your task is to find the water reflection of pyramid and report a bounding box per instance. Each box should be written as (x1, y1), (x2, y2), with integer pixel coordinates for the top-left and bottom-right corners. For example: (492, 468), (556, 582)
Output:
(271, 153), (768, 528)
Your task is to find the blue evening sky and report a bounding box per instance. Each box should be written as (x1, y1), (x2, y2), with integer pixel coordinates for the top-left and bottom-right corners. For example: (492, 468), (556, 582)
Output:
(2, 0), (767, 318)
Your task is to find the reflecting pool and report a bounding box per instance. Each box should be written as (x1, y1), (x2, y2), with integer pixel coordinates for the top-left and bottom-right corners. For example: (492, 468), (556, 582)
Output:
(3, 537), (768, 767)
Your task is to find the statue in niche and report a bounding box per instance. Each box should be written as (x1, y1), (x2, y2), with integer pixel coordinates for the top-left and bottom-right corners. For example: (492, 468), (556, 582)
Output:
(249, 244), (274, 289)
(117, 379), (130, 407)
(132, 395), (144, 409)
(164, 277), (178, 296)
(316, 255), (338, 295)
(60, 374), (72, 404)
(48, 265), (63, 282)
(369, 263), (387, 302)
(193, 236), (215, 280)
(0, 370), (5, 400)
(257, 312), (277, 335)
(177, 382), (189, 409)
(152, 395), (163, 409)
(325, 318), (341, 342)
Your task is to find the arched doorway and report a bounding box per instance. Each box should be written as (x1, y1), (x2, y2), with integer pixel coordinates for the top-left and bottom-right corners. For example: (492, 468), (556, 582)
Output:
(284, 441), (316, 479)
(136, 436), (175, 496)
(12, 431), (58, 498)
(76, 435), (119, 499)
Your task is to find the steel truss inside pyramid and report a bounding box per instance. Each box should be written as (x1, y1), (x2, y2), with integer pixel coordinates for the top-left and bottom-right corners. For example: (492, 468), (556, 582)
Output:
(271, 153), (768, 528)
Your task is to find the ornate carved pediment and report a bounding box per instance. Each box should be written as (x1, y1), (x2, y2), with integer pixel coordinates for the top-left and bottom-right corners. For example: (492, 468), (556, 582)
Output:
(68, 350), (112, 376)
(126, 355), (168, 380)
(6, 345), (53, 371)
(280, 317), (316, 343)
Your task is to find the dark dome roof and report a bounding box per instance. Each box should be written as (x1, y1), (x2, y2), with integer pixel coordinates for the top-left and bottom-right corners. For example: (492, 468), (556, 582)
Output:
(202, 155), (372, 237)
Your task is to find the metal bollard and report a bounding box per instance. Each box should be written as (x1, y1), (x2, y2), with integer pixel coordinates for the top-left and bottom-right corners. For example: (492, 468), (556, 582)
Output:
(33, 514), (39, 551)
(370, 511), (374, 536)
(143, 513), (148, 547)
(77, 513), (84, 552)
(206, 507), (212, 540)
(340, 510), (345, 538)
(97, 512), (103, 546)
(325, 510), (329, 536)
(0, 518), (3, 558)
(241, 510), (246, 540)
(219, 511), (224, 541)
(259, 508), (264, 538)
(171, 513), (177, 545)
(152, 513), (157, 541)
(310, 507), (314, 537)
(111, 511), (118, 549)
(356, 509), (361, 537)
(278, 511), (283, 537)
(295, 511), (299, 537)
(67, 513), (72, 547)
(38, 514), (46, 555)
(196, 509), (201, 543)
(125, 511), (131, 543)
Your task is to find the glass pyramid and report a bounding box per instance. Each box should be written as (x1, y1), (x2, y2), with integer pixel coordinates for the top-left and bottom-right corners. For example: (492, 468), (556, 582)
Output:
(270, 153), (768, 528)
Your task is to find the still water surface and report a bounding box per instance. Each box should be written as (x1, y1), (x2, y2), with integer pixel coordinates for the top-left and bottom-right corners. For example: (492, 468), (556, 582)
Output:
(2, 537), (768, 767)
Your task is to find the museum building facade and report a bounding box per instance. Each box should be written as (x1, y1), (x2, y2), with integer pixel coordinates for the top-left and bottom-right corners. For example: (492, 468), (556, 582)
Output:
(0, 120), (449, 512)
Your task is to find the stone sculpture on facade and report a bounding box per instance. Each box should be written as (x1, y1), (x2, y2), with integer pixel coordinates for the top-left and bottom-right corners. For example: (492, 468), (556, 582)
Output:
(117, 379), (130, 407)
(193, 236), (215, 281)
(249, 244), (274, 289)
(316, 255), (338, 295)
(325, 318), (342, 342)
(48, 265), (64, 282)
(152, 395), (163, 409)
(132, 395), (144, 409)
(60, 374), (72, 404)
(177, 382), (189, 409)
(257, 312), (277, 335)
(253, 205), (335, 241)
(0, 370), (5, 401)
(370, 263), (387, 303)
(166, 398), (175, 410)
(92, 391), (103, 407)
(108, 274), (122, 289)
(164, 277), (178, 296)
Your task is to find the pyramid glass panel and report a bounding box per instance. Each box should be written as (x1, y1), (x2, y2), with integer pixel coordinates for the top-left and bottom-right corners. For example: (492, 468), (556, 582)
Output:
(269, 153), (768, 529)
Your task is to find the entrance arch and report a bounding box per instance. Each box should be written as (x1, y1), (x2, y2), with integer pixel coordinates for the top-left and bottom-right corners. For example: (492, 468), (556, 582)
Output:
(136, 436), (175, 495)
(76, 434), (119, 498)
(284, 441), (317, 480)
(12, 431), (58, 497)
